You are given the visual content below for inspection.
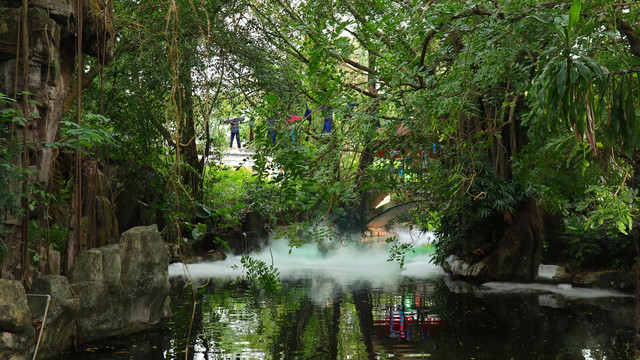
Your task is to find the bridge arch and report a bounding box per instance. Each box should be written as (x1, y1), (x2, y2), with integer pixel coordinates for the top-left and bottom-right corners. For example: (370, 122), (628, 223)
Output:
(365, 194), (419, 228)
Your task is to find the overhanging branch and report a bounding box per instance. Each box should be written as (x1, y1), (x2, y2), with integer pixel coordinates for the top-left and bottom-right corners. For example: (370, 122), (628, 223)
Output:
(616, 18), (640, 59)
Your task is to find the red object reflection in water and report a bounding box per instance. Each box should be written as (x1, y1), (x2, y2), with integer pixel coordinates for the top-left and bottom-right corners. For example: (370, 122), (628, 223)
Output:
(374, 309), (442, 341)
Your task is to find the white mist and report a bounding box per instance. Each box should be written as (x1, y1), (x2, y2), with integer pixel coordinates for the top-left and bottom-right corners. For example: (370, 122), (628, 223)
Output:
(168, 227), (442, 285)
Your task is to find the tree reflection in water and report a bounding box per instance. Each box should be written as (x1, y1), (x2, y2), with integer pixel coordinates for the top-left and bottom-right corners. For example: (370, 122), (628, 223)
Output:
(56, 275), (634, 359)
(161, 276), (633, 360)
(56, 230), (635, 360)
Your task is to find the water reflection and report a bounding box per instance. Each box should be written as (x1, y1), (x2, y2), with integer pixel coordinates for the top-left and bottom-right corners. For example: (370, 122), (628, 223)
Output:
(57, 230), (636, 359)
(166, 277), (448, 360)
(370, 283), (443, 342)
(57, 276), (636, 360)
(161, 276), (634, 360)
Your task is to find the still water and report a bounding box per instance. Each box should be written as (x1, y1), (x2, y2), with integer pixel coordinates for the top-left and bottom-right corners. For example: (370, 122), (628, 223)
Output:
(61, 230), (636, 359)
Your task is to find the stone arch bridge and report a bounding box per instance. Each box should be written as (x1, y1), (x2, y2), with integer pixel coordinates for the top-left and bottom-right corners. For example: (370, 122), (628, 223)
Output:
(365, 193), (420, 228)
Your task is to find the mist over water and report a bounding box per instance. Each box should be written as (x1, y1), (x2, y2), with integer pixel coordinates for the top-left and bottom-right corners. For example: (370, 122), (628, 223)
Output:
(168, 226), (442, 285)
(62, 225), (636, 360)
(169, 226), (632, 300)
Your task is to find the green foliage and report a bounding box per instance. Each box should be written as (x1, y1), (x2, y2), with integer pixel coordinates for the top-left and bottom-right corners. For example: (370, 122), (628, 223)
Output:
(47, 116), (114, 153)
(386, 236), (414, 269)
(190, 223), (207, 240)
(232, 255), (281, 293)
(249, 127), (359, 229)
(0, 93), (26, 258)
(516, 100), (637, 269)
(533, 0), (640, 158)
(515, 132), (590, 210)
(0, 236), (12, 262)
(70, 0), (640, 273)
(27, 182), (56, 213)
(556, 178), (637, 269)
(47, 223), (68, 252)
(580, 184), (636, 236)
(57, 178), (74, 202)
(429, 157), (522, 265)
(200, 166), (255, 230)
(562, 214), (637, 270)
(244, 180), (281, 225)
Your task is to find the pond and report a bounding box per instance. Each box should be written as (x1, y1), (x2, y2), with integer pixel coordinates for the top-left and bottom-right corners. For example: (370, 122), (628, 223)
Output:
(59, 229), (636, 359)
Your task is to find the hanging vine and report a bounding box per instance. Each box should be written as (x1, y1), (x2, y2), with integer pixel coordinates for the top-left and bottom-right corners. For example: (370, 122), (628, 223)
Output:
(67, 0), (85, 270)
(19, 0), (30, 283)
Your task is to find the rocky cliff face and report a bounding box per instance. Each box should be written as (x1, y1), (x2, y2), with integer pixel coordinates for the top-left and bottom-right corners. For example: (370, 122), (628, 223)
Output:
(0, 0), (113, 185)
(0, 0), (115, 281)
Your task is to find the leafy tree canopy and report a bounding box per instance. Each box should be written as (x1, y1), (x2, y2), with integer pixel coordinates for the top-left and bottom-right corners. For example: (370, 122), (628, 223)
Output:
(72, 0), (640, 268)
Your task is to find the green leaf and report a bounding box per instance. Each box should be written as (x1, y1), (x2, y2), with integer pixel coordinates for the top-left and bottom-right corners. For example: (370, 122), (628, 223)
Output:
(584, 56), (605, 79)
(195, 207), (211, 218)
(191, 224), (206, 240)
(575, 61), (590, 79)
(568, 0), (582, 33)
(576, 99), (586, 136)
(569, 67), (579, 84)
(580, 159), (589, 176)
(531, 15), (550, 24)
(623, 76), (636, 156)
(616, 221), (628, 235)
(557, 62), (567, 95)
(553, 16), (569, 39)
(609, 110), (621, 136)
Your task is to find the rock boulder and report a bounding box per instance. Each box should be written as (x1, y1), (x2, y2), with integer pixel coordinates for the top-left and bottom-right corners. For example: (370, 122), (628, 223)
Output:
(27, 275), (79, 357)
(120, 225), (172, 327)
(67, 225), (171, 343)
(0, 279), (34, 360)
(69, 246), (126, 342)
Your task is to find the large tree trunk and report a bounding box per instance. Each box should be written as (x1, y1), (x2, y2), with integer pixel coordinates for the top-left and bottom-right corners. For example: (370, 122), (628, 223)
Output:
(180, 79), (203, 196)
(483, 199), (559, 281)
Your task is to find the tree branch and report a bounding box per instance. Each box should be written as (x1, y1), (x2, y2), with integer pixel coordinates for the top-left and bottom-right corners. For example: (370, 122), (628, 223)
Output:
(344, 28), (383, 58)
(616, 18), (640, 59)
(250, 4), (310, 64)
(346, 82), (378, 98)
(339, 0), (400, 52)
(273, 0), (377, 75)
(62, 63), (105, 113)
(418, 29), (437, 88)
(340, 0), (418, 57)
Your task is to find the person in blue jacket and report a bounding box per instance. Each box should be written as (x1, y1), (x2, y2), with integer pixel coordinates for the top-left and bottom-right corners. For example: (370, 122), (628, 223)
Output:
(322, 105), (333, 134)
(224, 117), (243, 148)
(266, 116), (277, 145)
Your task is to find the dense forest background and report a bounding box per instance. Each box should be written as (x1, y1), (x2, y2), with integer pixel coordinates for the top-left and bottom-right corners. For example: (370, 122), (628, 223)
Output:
(2, 0), (640, 283)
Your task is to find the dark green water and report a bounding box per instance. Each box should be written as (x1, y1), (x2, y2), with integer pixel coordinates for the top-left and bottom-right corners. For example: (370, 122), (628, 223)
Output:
(59, 273), (636, 359)
(57, 234), (637, 359)
(164, 276), (636, 360)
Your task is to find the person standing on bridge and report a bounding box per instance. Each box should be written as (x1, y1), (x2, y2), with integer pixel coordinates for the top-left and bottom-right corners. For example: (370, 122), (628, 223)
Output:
(224, 117), (243, 148)
(267, 115), (278, 145)
(303, 102), (312, 141)
(322, 105), (333, 134)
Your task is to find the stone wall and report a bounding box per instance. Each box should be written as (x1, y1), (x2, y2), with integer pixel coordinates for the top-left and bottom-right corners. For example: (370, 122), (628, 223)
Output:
(0, 225), (171, 359)
(0, 0), (113, 186)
